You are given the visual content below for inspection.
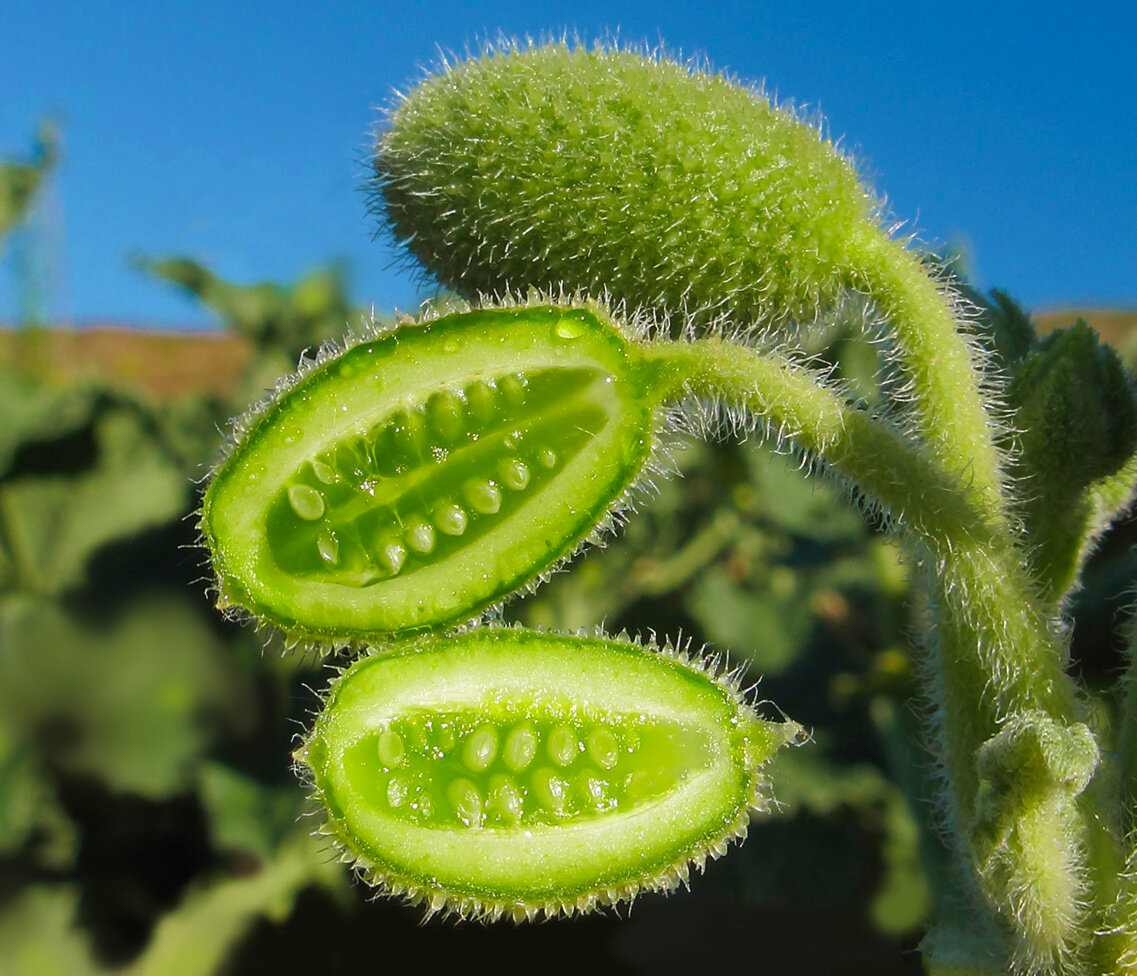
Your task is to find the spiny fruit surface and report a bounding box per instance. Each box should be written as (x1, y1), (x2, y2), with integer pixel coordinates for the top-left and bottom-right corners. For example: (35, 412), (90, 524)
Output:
(296, 628), (799, 919)
(201, 304), (656, 643)
(375, 42), (874, 327)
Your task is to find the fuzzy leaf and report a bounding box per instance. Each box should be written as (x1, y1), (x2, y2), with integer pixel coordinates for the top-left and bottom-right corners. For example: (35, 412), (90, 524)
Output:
(136, 255), (362, 361)
(1007, 321), (1137, 602)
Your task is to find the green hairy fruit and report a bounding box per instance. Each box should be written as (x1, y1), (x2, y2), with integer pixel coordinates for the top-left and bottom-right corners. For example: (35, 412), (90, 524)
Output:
(375, 42), (871, 327)
(201, 303), (657, 643)
(295, 627), (800, 920)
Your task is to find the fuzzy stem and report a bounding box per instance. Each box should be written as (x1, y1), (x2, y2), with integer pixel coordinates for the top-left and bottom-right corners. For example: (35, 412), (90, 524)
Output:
(641, 335), (1105, 968)
(849, 230), (1009, 523)
(639, 338), (986, 548)
(1119, 627), (1137, 838)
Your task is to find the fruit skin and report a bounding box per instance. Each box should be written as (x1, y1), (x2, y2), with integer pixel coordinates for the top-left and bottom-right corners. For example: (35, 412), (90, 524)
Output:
(199, 300), (659, 647)
(374, 41), (873, 329)
(295, 627), (801, 921)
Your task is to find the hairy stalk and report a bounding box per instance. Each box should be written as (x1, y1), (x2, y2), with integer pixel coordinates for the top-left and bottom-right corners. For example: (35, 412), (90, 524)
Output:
(640, 338), (982, 546)
(643, 336), (1105, 971)
(850, 229), (1008, 522)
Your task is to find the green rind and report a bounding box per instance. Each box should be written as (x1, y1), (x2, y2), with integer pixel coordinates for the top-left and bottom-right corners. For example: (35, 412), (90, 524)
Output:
(201, 304), (655, 642)
(297, 628), (798, 919)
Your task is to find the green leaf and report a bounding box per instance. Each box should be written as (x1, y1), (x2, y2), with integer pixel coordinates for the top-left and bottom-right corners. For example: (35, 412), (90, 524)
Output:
(0, 405), (188, 595)
(197, 762), (301, 861)
(0, 595), (245, 797)
(0, 885), (98, 976)
(125, 833), (342, 976)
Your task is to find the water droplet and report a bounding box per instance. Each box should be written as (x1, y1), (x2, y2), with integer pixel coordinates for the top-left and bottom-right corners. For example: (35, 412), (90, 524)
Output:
(387, 776), (408, 808)
(463, 725), (498, 771)
(435, 502), (468, 536)
(579, 773), (609, 806)
(465, 479), (502, 515)
(316, 531), (339, 565)
(587, 728), (620, 770)
(378, 728), (406, 767)
(499, 458), (530, 491)
(407, 519), (435, 554)
(555, 316), (588, 340)
(288, 484), (326, 520)
(548, 726), (579, 766)
(503, 723), (538, 772)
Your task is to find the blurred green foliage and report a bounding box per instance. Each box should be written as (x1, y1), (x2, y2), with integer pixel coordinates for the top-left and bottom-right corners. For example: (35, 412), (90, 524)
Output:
(3, 131), (1136, 974)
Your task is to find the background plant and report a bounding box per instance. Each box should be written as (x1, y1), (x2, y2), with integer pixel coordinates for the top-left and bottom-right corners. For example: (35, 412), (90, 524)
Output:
(1, 39), (1136, 976)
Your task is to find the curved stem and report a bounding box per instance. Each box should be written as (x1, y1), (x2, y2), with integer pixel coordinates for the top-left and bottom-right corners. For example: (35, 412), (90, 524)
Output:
(639, 337), (986, 550)
(640, 335), (1107, 969)
(849, 230), (1009, 524)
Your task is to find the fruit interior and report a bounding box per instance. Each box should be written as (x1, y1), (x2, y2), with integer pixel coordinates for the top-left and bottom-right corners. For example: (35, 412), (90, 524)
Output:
(266, 366), (605, 587)
(340, 702), (716, 830)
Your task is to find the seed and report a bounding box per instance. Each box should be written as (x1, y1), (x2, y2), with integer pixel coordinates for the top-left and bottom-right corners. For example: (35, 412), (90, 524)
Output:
(465, 479), (502, 515)
(463, 725), (498, 771)
(504, 723), (538, 772)
(377, 728), (405, 767)
(288, 484), (325, 520)
(435, 502), (468, 536)
(499, 457), (530, 491)
(316, 531), (339, 565)
(532, 768), (568, 814)
(587, 728), (619, 770)
(407, 519), (435, 554)
(548, 726), (579, 767)
(378, 539), (407, 575)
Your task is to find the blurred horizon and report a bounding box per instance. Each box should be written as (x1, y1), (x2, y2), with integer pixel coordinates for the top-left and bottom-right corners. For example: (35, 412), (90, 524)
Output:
(2, 0), (1134, 329)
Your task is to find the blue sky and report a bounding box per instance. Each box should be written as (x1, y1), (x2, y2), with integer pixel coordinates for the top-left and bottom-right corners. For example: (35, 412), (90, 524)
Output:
(2, 0), (1134, 328)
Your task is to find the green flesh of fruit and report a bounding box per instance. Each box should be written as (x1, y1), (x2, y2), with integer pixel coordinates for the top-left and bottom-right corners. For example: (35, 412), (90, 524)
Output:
(201, 305), (656, 641)
(297, 629), (798, 916)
